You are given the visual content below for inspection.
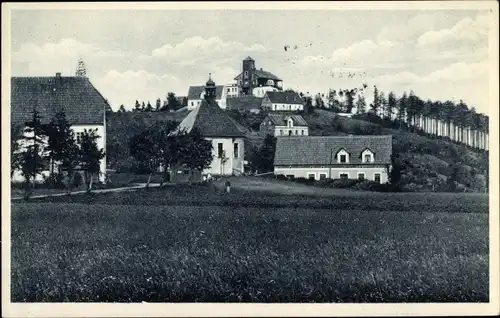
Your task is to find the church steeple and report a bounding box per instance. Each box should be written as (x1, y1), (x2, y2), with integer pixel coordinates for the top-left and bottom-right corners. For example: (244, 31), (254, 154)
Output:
(205, 73), (216, 101)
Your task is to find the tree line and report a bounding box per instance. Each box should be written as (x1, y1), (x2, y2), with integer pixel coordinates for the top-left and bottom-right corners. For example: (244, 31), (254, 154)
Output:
(116, 92), (188, 113)
(128, 122), (213, 187)
(298, 85), (489, 151)
(11, 110), (105, 199)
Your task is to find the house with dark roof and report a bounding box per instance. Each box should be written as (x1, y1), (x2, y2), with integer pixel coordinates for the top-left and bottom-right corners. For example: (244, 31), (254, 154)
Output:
(226, 96), (263, 114)
(260, 114), (309, 137)
(274, 135), (393, 183)
(187, 85), (224, 110)
(11, 73), (109, 183)
(175, 75), (246, 177)
(234, 56), (283, 96)
(262, 91), (304, 112)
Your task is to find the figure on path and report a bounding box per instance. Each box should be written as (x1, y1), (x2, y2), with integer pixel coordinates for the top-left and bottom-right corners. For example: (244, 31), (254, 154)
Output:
(225, 179), (231, 193)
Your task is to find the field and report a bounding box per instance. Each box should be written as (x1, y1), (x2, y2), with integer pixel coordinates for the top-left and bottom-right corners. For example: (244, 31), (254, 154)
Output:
(11, 178), (489, 302)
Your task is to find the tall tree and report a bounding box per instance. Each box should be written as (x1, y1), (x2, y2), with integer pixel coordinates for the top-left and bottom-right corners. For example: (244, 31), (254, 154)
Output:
(45, 110), (73, 177)
(370, 85), (381, 116)
(11, 125), (23, 178)
(180, 127), (214, 182)
(19, 109), (48, 198)
(355, 95), (367, 115)
(345, 89), (355, 114)
(134, 100), (141, 112)
(155, 98), (161, 111)
(304, 96), (314, 114)
(256, 134), (277, 173)
(397, 92), (408, 128)
(118, 105), (126, 113)
(141, 101), (146, 112)
(78, 129), (105, 191)
(145, 101), (153, 112)
(166, 92), (180, 111)
(387, 92), (397, 121)
(378, 91), (387, 119)
(314, 94), (325, 108)
(129, 125), (163, 188)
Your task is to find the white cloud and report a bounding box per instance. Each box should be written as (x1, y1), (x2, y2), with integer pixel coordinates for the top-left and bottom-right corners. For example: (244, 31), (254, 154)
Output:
(148, 36), (267, 64)
(417, 14), (490, 46)
(377, 13), (444, 42)
(93, 70), (183, 110)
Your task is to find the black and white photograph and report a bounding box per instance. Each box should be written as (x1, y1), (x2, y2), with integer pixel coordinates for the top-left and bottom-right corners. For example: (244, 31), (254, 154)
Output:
(2, 1), (499, 317)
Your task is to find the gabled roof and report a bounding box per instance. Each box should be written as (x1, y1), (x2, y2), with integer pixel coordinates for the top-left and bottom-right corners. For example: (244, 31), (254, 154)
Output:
(274, 135), (393, 166)
(187, 85), (223, 100)
(265, 113), (308, 126)
(176, 99), (246, 138)
(11, 76), (109, 127)
(243, 56), (255, 61)
(226, 96), (263, 111)
(254, 69), (282, 81)
(265, 91), (303, 104)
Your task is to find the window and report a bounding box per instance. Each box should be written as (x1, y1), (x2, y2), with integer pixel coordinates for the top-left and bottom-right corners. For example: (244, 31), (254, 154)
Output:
(280, 130), (283, 136)
(339, 154), (347, 163)
(191, 102), (194, 106)
(288, 130), (292, 136)
(295, 130), (298, 135)
(374, 173), (381, 183)
(319, 173), (327, 180)
(273, 105), (277, 111)
(358, 173), (365, 181)
(218, 143), (223, 158)
(244, 71), (248, 77)
(301, 130), (304, 135)
(227, 88), (231, 93)
(233, 143), (239, 158)
(364, 154), (372, 163)
(340, 173), (349, 180)
(308, 174), (315, 180)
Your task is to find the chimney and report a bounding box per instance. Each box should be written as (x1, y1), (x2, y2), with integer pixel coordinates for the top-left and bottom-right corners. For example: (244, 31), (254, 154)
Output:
(56, 72), (61, 77)
(54, 72), (62, 90)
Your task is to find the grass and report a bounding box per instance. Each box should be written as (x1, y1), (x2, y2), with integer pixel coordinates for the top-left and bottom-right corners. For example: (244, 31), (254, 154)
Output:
(11, 181), (489, 302)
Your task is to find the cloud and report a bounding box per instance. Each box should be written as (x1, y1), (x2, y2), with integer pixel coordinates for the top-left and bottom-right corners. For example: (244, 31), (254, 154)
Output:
(146, 36), (267, 64)
(93, 70), (183, 109)
(11, 38), (131, 76)
(377, 12), (444, 42)
(417, 14), (490, 47)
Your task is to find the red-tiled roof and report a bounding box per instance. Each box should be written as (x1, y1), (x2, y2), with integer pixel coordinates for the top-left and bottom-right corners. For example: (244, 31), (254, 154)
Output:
(11, 76), (108, 126)
(274, 135), (393, 166)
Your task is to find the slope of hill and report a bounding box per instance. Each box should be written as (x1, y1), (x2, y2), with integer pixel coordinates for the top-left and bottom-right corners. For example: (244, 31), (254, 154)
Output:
(303, 110), (489, 192)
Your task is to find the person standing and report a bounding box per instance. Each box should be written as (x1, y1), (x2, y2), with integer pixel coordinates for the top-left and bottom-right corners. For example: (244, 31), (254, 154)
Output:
(225, 179), (231, 193)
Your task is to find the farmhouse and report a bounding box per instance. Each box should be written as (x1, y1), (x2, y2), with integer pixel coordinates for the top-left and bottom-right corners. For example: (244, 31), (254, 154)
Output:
(187, 85), (224, 110)
(176, 75), (246, 176)
(11, 73), (109, 183)
(260, 113), (309, 137)
(274, 135), (392, 183)
(261, 91), (304, 112)
(234, 56), (283, 96)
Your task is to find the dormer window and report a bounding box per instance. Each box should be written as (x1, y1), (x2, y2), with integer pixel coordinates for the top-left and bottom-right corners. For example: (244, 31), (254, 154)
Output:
(361, 149), (375, 163)
(336, 149), (350, 164)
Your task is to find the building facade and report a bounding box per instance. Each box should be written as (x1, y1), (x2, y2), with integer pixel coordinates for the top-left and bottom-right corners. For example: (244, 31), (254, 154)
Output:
(260, 114), (309, 137)
(261, 91), (304, 111)
(175, 75), (246, 177)
(273, 135), (392, 183)
(234, 56), (283, 96)
(11, 73), (108, 183)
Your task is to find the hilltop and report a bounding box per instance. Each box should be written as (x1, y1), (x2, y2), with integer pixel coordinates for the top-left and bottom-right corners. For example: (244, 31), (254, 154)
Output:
(106, 108), (488, 192)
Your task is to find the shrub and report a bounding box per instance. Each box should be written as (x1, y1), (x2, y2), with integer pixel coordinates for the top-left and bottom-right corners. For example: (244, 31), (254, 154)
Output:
(43, 173), (65, 189)
(316, 178), (335, 187)
(275, 174), (288, 181)
(331, 178), (359, 188)
(354, 180), (390, 192)
(72, 172), (83, 188)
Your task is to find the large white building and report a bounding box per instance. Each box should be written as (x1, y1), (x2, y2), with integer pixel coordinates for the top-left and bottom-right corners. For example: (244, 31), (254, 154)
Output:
(11, 73), (108, 183)
(261, 91), (304, 112)
(273, 135), (392, 183)
(260, 114), (309, 137)
(175, 75), (246, 176)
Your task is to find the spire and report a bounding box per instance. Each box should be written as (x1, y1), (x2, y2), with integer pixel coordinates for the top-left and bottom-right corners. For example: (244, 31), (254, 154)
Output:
(205, 73), (216, 101)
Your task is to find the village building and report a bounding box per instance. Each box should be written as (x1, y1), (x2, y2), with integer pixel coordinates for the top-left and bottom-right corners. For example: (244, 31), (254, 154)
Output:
(175, 75), (246, 178)
(226, 96), (263, 114)
(11, 72), (109, 183)
(273, 135), (392, 183)
(260, 114), (309, 137)
(224, 83), (239, 99)
(234, 56), (283, 96)
(261, 91), (304, 111)
(187, 85), (224, 110)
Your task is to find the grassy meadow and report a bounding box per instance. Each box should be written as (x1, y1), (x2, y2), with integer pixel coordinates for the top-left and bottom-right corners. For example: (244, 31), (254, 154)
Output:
(11, 180), (489, 302)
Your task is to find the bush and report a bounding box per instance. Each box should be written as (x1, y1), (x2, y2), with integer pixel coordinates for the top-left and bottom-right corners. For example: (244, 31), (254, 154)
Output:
(354, 180), (390, 192)
(72, 172), (83, 188)
(316, 178), (335, 187)
(275, 174), (288, 181)
(43, 173), (65, 189)
(331, 178), (359, 189)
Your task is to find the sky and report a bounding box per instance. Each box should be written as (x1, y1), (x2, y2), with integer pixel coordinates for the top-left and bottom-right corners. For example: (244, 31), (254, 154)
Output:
(9, 5), (495, 114)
